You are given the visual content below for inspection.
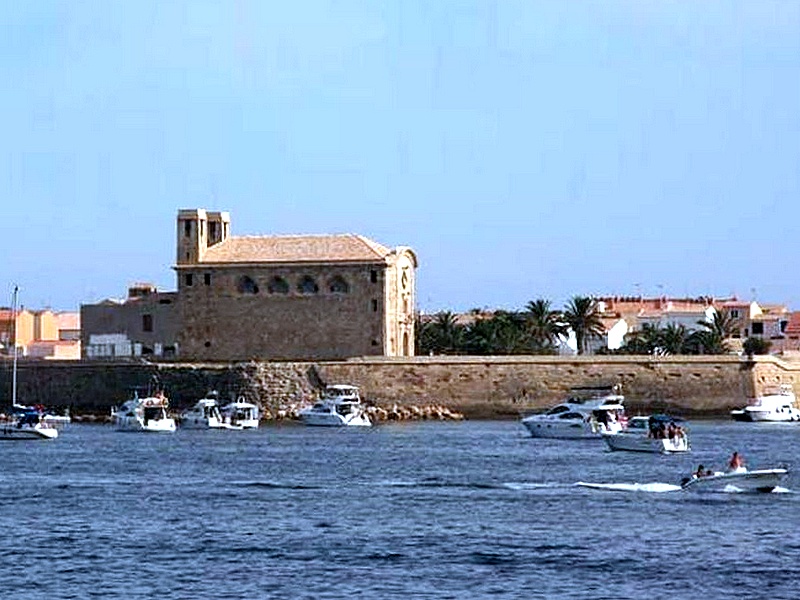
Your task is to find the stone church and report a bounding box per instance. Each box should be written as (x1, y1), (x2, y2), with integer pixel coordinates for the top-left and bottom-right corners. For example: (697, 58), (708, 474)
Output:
(174, 209), (417, 361)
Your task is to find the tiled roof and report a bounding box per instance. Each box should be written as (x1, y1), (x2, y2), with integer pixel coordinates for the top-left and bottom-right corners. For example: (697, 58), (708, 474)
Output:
(201, 234), (393, 264)
(783, 312), (800, 335)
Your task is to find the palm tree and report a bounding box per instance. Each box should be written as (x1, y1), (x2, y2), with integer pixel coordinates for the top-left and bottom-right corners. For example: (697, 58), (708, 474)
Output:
(524, 299), (566, 353)
(659, 323), (690, 355)
(417, 311), (464, 354)
(621, 323), (662, 355)
(563, 296), (605, 355)
(689, 309), (738, 354)
(463, 311), (527, 355)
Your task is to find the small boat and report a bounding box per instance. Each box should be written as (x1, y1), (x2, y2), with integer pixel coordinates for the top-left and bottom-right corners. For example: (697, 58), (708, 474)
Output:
(111, 391), (176, 432)
(299, 384), (372, 427)
(681, 467), (788, 493)
(12, 403), (71, 430)
(730, 385), (800, 422)
(0, 286), (58, 441)
(179, 392), (229, 429)
(602, 415), (689, 453)
(521, 385), (625, 439)
(220, 397), (260, 429)
(0, 409), (59, 440)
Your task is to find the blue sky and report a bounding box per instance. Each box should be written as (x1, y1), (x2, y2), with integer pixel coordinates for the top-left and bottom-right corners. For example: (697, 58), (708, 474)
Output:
(1, 1), (799, 313)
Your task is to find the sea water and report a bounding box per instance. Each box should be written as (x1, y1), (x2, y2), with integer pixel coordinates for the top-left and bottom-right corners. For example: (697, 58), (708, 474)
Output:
(1, 420), (799, 599)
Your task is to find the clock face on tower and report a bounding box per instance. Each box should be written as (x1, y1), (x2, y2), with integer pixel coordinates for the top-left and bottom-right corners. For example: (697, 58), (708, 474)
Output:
(401, 268), (409, 291)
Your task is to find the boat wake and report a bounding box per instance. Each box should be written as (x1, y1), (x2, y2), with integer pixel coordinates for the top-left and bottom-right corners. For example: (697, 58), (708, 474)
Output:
(576, 481), (682, 493)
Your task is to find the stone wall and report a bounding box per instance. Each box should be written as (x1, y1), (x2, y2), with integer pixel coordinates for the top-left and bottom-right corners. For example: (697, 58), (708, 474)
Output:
(2, 355), (799, 418)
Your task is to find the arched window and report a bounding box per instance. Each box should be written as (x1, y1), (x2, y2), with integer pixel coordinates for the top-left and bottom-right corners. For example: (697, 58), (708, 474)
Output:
(297, 276), (319, 295)
(328, 276), (349, 294)
(237, 275), (259, 294)
(267, 276), (289, 294)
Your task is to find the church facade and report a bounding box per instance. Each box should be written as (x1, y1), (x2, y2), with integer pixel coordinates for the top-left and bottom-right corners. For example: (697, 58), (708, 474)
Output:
(174, 209), (417, 361)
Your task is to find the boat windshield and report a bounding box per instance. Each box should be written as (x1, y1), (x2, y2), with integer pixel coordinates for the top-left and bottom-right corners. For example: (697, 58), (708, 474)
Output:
(559, 412), (584, 420)
(143, 407), (164, 420)
(546, 405), (570, 416)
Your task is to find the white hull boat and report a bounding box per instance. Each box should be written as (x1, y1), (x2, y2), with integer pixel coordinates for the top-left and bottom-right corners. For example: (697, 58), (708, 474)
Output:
(602, 415), (689, 453)
(300, 384), (371, 427)
(681, 467), (788, 493)
(603, 432), (689, 453)
(730, 385), (800, 422)
(521, 386), (625, 440)
(0, 414), (58, 440)
(180, 395), (230, 429)
(112, 393), (176, 432)
(220, 398), (259, 429)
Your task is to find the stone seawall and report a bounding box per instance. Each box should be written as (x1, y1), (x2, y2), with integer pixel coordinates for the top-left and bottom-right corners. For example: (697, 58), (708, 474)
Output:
(2, 355), (799, 419)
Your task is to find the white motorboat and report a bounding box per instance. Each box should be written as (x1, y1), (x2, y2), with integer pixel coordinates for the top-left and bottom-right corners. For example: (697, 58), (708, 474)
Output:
(681, 467), (788, 493)
(0, 409), (59, 440)
(12, 403), (71, 430)
(299, 384), (372, 427)
(220, 397), (260, 429)
(521, 385), (625, 439)
(180, 392), (229, 429)
(602, 415), (689, 453)
(0, 286), (58, 441)
(111, 392), (176, 432)
(730, 385), (800, 422)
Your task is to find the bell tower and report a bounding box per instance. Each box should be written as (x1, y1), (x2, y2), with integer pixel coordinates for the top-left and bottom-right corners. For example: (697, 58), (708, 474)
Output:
(206, 211), (231, 247)
(176, 208), (208, 265)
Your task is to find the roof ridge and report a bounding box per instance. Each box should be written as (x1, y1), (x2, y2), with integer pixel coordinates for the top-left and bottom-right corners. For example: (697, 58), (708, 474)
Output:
(231, 233), (354, 240)
(351, 234), (391, 258)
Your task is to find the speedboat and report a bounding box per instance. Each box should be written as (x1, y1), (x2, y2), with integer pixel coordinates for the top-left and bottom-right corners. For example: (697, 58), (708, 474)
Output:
(179, 392), (229, 429)
(111, 392), (176, 432)
(681, 467), (788, 493)
(299, 384), (372, 427)
(13, 403), (71, 430)
(521, 386), (625, 439)
(0, 409), (59, 440)
(220, 398), (260, 429)
(602, 415), (689, 453)
(730, 385), (800, 422)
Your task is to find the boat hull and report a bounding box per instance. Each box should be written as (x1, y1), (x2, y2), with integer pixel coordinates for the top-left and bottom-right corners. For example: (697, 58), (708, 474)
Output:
(0, 422), (58, 440)
(603, 432), (689, 453)
(114, 416), (176, 432)
(682, 468), (788, 492)
(300, 413), (371, 427)
(521, 418), (622, 440)
(180, 416), (228, 429)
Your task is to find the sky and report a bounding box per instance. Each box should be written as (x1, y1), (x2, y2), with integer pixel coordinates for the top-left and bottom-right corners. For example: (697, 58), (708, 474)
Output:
(1, 1), (799, 314)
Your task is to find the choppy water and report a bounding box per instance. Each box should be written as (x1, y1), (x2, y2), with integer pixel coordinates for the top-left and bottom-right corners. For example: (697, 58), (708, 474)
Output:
(2, 419), (799, 599)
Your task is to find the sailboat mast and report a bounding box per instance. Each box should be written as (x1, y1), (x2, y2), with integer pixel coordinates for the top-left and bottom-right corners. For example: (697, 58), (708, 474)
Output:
(11, 286), (18, 407)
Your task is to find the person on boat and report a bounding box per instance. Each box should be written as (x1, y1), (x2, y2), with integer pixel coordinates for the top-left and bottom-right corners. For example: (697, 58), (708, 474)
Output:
(728, 451), (745, 472)
(693, 464), (707, 479)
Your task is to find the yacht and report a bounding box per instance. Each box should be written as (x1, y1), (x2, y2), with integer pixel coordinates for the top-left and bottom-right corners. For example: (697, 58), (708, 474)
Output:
(730, 385), (800, 422)
(521, 385), (625, 439)
(179, 393), (228, 429)
(0, 409), (59, 440)
(602, 415), (689, 453)
(111, 392), (176, 432)
(220, 397), (260, 429)
(299, 384), (372, 427)
(12, 403), (70, 430)
(681, 467), (788, 493)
